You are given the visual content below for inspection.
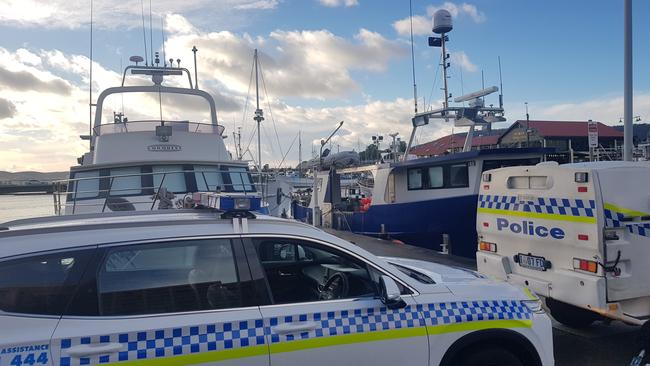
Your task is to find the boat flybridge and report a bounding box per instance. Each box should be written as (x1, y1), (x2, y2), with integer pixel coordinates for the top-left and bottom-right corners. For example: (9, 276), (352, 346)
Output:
(54, 53), (258, 215)
(294, 9), (554, 259)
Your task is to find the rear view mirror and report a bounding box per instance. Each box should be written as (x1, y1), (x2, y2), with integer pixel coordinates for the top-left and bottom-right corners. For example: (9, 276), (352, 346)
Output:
(379, 275), (406, 309)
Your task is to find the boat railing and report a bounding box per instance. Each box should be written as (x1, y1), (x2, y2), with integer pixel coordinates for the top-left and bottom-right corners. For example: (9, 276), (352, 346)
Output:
(93, 120), (225, 136)
(53, 168), (270, 215)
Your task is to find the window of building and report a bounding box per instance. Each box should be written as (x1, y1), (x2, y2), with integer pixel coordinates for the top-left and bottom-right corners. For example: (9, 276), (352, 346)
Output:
(194, 165), (224, 192)
(109, 167), (142, 196)
(97, 239), (248, 316)
(0, 249), (94, 315)
(73, 170), (100, 199)
(253, 239), (379, 304)
(152, 165), (187, 193)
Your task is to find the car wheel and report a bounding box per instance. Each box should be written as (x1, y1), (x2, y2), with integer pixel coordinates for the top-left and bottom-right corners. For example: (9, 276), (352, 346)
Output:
(546, 297), (599, 328)
(457, 347), (524, 366)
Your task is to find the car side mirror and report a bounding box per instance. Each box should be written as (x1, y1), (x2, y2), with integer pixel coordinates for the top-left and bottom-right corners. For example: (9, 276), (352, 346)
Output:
(379, 275), (406, 309)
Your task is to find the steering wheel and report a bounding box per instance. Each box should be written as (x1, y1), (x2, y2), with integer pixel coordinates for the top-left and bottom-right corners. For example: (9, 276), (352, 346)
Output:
(319, 272), (349, 300)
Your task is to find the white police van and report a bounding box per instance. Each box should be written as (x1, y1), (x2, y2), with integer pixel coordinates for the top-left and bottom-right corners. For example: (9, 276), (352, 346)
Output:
(477, 161), (650, 327)
(0, 203), (553, 366)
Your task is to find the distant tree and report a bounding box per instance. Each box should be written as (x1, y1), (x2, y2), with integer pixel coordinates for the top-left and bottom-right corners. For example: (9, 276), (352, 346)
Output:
(359, 144), (380, 162)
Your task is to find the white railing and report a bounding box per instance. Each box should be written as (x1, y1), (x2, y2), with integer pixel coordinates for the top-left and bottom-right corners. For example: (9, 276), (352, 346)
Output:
(93, 120), (225, 136)
(53, 168), (268, 215)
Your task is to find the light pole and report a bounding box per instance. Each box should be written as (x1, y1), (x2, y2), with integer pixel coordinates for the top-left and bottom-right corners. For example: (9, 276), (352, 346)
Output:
(623, 0), (633, 161)
(313, 121), (344, 227)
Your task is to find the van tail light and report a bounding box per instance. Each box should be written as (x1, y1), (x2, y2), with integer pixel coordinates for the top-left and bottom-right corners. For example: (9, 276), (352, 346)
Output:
(578, 186), (588, 193)
(573, 258), (598, 273)
(479, 241), (497, 253)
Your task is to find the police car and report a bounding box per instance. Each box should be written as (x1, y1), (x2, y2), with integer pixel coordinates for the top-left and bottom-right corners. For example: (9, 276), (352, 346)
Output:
(0, 205), (553, 366)
(477, 161), (650, 328)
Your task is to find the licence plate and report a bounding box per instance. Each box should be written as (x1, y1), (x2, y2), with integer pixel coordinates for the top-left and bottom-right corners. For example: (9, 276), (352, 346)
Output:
(517, 253), (547, 271)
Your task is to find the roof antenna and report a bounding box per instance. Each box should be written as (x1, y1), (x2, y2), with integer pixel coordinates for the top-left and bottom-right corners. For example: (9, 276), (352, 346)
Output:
(192, 46), (199, 89)
(409, 0), (418, 114)
(140, 0), (148, 66)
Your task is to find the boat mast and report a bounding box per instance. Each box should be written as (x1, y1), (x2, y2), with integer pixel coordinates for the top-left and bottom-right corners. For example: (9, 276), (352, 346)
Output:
(253, 49), (264, 172)
(298, 130), (302, 177)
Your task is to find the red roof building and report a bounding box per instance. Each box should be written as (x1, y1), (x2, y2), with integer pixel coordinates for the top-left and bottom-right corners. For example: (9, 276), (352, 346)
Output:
(410, 133), (500, 157)
(410, 120), (624, 161)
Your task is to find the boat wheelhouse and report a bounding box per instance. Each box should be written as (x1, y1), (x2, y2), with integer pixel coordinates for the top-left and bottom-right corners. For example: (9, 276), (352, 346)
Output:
(55, 58), (257, 215)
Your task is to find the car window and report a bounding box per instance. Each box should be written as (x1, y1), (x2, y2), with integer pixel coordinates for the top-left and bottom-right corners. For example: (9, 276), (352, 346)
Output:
(254, 239), (379, 304)
(0, 249), (94, 316)
(95, 239), (257, 316)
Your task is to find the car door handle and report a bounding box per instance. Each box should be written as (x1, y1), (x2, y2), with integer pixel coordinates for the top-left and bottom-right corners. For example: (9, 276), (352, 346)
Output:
(278, 271), (294, 276)
(273, 321), (319, 334)
(65, 343), (124, 358)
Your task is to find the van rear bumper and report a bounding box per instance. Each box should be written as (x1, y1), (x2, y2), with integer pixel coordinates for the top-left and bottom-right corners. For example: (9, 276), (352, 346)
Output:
(477, 251), (607, 311)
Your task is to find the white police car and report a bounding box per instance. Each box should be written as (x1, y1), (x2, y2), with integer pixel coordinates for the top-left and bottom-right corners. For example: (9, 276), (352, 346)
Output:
(0, 209), (553, 366)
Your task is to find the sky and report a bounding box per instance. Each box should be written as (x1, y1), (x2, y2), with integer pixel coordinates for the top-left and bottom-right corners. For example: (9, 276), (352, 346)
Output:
(0, 0), (649, 171)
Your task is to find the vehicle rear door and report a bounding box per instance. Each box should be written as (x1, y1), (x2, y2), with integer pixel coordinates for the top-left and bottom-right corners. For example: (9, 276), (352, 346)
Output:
(596, 166), (650, 302)
(50, 237), (271, 366)
(244, 236), (428, 366)
(0, 248), (95, 366)
(477, 164), (600, 302)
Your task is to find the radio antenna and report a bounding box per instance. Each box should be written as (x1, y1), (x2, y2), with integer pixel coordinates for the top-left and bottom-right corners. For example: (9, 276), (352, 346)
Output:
(161, 14), (167, 66)
(149, 0), (153, 66)
(140, 0), (148, 65)
(88, 0), (93, 148)
(409, 0), (418, 114)
(498, 56), (504, 109)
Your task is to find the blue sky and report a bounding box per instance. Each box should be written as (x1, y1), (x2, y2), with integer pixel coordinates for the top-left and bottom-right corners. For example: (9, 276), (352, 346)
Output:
(0, 0), (648, 171)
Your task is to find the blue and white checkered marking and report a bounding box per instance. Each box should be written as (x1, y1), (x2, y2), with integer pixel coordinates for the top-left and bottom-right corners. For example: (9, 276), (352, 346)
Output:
(479, 194), (596, 218)
(605, 207), (650, 238)
(59, 319), (266, 366)
(58, 300), (531, 365)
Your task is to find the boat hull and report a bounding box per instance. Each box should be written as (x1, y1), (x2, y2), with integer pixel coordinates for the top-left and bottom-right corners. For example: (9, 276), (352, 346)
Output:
(293, 194), (479, 258)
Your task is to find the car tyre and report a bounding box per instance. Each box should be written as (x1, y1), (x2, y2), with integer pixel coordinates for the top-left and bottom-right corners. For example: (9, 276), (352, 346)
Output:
(457, 347), (524, 366)
(546, 297), (599, 328)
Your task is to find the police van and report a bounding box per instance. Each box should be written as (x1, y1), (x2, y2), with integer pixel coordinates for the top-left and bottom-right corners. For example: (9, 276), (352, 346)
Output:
(0, 198), (553, 366)
(477, 161), (650, 327)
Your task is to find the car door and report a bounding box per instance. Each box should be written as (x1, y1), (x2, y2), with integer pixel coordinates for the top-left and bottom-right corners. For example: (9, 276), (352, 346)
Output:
(50, 237), (271, 366)
(0, 248), (95, 366)
(244, 236), (428, 366)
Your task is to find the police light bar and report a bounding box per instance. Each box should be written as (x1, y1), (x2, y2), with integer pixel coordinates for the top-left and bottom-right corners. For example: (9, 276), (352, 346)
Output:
(192, 192), (261, 211)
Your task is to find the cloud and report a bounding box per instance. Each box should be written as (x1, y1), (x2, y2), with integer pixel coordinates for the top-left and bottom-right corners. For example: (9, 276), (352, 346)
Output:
(533, 94), (650, 125)
(235, 0), (279, 9)
(393, 15), (431, 36)
(318, 0), (359, 7)
(450, 51), (477, 72)
(0, 0), (280, 29)
(0, 65), (72, 94)
(427, 2), (486, 23)
(0, 98), (16, 119)
(164, 17), (406, 99)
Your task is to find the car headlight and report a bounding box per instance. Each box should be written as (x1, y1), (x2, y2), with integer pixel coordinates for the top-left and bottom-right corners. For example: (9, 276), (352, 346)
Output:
(522, 299), (544, 314)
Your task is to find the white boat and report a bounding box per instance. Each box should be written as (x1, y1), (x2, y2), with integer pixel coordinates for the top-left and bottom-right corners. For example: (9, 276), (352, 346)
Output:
(54, 52), (259, 215)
